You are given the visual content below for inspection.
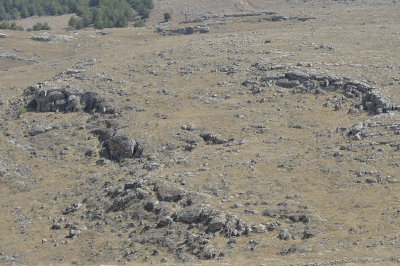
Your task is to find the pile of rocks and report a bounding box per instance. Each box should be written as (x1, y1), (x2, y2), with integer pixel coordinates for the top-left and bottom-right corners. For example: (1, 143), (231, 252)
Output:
(91, 126), (143, 162)
(29, 33), (74, 43)
(24, 84), (135, 162)
(244, 68), (398, 114)
(26, 86), (115, 114)
(0, 53), (39, 63)
(156, 25), (210, 36)
(64, 177), (258, 261)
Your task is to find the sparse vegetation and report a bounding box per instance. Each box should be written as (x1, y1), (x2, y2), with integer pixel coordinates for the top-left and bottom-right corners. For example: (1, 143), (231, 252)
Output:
(0, 21), (23, 30)
(0, 0), (154, 29)
(133, 19), (144, 27)
(31, 21), (51, 31)
(163, 11), (171, 21)
(18, 108), (27, 115)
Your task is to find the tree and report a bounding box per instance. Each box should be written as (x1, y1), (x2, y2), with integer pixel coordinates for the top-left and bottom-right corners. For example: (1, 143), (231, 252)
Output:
(0, 5), (7, 20)
(32, 22), (51, 31)
(0, 0), (154, 29)
(20, 6), (28, 18)
(133, 19), (144, 27)
(68, 16), (78, 27)
(163, 12), (171, 21)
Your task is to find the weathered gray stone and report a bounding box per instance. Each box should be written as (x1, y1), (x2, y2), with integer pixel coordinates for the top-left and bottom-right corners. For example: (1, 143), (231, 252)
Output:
(154, 182), (187, 202)
(285, 70), (310, 81)
(260, 73), (285, 82)
(278, 229), (291, 240)
(207, 214), (227, 232)
(173, 206), (216, 224)
(108, 135), (142, 161)
(200, 132), (227, 144)
(30, 88), (114, 114)
(276, 79), (301, 88)
(29, 124), (54, 136)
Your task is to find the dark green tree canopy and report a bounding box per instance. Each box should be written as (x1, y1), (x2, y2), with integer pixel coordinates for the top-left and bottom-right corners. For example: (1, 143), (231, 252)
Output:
(163, 11), (170, 21)
(0, 0), (153, 29)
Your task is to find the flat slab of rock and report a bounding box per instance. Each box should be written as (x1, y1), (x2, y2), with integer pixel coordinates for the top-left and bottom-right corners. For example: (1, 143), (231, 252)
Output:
(29, 124), (54, 136)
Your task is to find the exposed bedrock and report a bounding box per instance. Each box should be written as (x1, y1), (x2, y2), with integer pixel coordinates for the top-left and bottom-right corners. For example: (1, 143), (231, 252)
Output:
(26, 86), (116, 114)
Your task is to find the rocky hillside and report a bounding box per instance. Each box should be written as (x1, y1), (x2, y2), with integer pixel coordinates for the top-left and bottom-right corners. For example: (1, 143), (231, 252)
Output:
(0, 0), (400, 264)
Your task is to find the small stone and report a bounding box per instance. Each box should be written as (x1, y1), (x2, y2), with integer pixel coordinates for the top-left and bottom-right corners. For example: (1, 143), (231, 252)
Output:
(278, 229), (291, 240)
(207, 214), (227, 232)
(200, 132), (227, 144)
(67, 226), (81, 238)
(96, 158), (111, 166)
(51, 222), (61, 230)
(85, 149), (95, 157)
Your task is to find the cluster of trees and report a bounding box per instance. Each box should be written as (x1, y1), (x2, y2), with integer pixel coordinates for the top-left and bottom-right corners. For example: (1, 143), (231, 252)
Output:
(0, 0), (82, 20)
(0, 0), (154, 29)
(31, 21), (50, 30)
(0, 21), (23, 30)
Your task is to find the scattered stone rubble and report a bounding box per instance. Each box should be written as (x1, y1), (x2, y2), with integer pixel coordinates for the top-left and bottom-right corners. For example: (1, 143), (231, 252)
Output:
(16, 52), (399, 262)
(24, 83), (144, 162)
(25, 86), (115, 114)
(156, 25), (210, 36)
(0, 52), (40, 63)
(158, 12), (316, 37)
(91, 127), (143, 162)
(243, 67), (398, 115)
(29, 33), (74, 43)
(179, 12), (314, 24)
(62, 176), (262, 261)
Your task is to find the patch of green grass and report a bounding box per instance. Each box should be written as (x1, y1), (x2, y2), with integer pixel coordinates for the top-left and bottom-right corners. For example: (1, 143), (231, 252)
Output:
(18, 108), (27, 115)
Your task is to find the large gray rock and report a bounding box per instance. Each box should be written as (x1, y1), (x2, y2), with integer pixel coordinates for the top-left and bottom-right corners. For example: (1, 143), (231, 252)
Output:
(29, 88), (114, 114)
(276, 79), (301, 88)
(81, 91), (115, 114)
(285, 70), (310, 81)
(260, 73), (285, 82)
(207, 213), (227, 232)
(154, 182), (187, 202)
(362, 89), (393, 114)
(108, 135), (143, 161)
(29, 124), (54, 136)
(173, 206), (216, 224)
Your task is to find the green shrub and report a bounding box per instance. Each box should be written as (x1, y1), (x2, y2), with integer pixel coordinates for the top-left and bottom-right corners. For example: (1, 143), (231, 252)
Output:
(0, 22), (24, 31)
(163, 12), (171, 21)
(18, 108), (27, 115)
(133, 19), (144, 27)
(68, 16), (78, 28)
(0, 0), (154, 29)
(32, 22), (51, 31)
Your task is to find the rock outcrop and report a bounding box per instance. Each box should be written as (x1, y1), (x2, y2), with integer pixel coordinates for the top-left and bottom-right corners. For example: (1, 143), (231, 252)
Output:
(26, 87), (115, 114)
(245, 67), (398, 115)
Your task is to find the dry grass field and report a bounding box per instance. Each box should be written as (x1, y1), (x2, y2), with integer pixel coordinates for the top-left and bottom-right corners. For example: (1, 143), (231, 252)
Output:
(1, 0), (400, 264)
